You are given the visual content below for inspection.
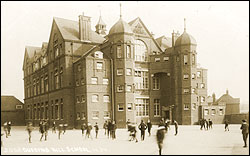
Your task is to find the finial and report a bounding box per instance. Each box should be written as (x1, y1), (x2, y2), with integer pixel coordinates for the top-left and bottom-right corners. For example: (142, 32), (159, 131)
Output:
(120, 3), (122, 18)
(184, 18), (186, 32)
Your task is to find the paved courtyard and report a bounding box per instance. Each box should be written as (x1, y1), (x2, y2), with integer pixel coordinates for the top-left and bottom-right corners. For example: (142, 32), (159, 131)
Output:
(1, 124), (249, 155)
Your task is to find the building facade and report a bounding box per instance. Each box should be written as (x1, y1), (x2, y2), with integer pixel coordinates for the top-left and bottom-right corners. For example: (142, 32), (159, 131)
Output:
(1, 96), (25, 126)
(23, 12), (211, 128)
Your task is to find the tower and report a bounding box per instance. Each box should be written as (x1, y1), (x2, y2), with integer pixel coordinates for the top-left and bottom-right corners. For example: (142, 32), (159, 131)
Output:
(95, 10), (107, 36)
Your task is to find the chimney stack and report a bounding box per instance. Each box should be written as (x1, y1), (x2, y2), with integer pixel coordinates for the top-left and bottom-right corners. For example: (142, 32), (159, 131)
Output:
(172, 30), (180, 47)
(212, 93), (216, 103)
(79, 12), (92, 42)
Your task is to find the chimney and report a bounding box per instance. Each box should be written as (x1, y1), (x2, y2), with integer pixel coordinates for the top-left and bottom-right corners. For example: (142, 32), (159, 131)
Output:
(172, 30), (180, 47)
(79, 12), (92, 41)
(212, 93), (216, 103)
(226, 89), (229, 95)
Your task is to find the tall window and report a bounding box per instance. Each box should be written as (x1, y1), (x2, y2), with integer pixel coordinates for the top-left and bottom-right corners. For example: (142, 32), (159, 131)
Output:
(197, 71), (201, 78)
(45, 101), (49, 119)
(55, 100), (59, 119)
(204, 109), (209, 116)
(117, 45), (122, 58)
(51, 101), (54, 120)
(192, 54), (195, 65)
(134, 70), (148, 89)
(104, 111), (111, 119)
(37, 78), (40, 95)
(126, 45), (131, 58)
(201, 83), (205, 89)
(60, 67), (63, 88)
(45, 74), (48, 92)
(92, 111), (99, 119)
(211, 109), (216, 115)
(154, 99), (160, 116)
(135, 40), (148, 62)
(41, 77), (44, 93)
(184, 55), (188, 65)
(201, 96), (205, 103)
(219, 109), (224, 115)
(184, 104), (189, 110)
(135, 98), (149, 116)
(192, 73), (196, 79)
(153, 77), (160, 90)
(103, 78), (108, 85)
(33, 79), (36, 96)
(55, 69), (59, 89)
(127, 103), (133, 111)
(60, 99), (63, 119)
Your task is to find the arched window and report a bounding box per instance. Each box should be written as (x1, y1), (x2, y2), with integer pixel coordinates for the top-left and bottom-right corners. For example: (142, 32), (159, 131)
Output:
(134, 40), (148, 62)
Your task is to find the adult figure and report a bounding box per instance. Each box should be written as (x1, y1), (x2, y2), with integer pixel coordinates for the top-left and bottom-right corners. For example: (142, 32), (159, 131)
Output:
(44, 121), (49, 141)
(156, 126), (165, 155)
(103, 121), (108, 135)
(107, 120), (112, 139)
(111, 121), (117, 140)
(81, 123), (86, 137)
(225, 119), (229, 131)
(52, 121), (56, 133)
(86, 122), (93, 139)
(3, 122), (8, 138)
(26, 122), (34, 143)
(208, 119), (213, 129)
(174, 120), (178, 136)
(7, 121), (12, 136)
(58, 124), (63, 139)
(94, 122), (99, 139)
(240, 119), (249, 148)
(147, 119), (152, 136)
(39, 121), (45, 141)
(138, 120), (147, 141)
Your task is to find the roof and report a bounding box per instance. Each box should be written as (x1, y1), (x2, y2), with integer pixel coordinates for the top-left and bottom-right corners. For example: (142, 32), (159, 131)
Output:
(216, 94), (240, 104)
(25, 46), (41, 59)
(175, 31), (197, 47)
(96, 16), (106, 26)
(1, 96), (24, 111)
(109, 17), (133, 35)
(156, 36), (172, 50)
(53, 17), (105, 44)
(73, 45), (97, 63)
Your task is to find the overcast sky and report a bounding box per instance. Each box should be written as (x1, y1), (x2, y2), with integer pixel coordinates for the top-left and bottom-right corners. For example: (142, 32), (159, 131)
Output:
(1, 1), (249, 103)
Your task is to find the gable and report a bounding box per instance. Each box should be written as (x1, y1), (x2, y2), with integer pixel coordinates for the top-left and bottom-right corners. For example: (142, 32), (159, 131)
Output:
(129, 17), (162, 52)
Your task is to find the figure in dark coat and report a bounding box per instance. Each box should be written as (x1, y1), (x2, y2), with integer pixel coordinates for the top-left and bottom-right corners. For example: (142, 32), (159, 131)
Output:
(7, 121), (12, 136)
(138, 120), (147, 141)
(208, 119), (213, 129)
(107, 120), (112, 139)
(39, 121), (45, 141)
(224, 120), (229, 131)
(94, 122), (99, 139)
(174, 120), (178, 135)
(86, 123), (93, 139)
(111, 121), (117, 139)
(52, 121), (56, 133)
(156, 126), (165, 155)
(240, 120), (249, 148)
(81, 123), (86, 137)
(103, 121), (108, 135)
(44, 121), (49, 141)
(147, 120), (152, 136)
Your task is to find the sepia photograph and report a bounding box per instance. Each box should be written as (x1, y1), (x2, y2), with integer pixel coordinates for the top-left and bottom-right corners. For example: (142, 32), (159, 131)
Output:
(1, 1), (249, 155)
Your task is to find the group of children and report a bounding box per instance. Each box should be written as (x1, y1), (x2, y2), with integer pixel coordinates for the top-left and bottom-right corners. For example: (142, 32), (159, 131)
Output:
(200, 118), (213, 130)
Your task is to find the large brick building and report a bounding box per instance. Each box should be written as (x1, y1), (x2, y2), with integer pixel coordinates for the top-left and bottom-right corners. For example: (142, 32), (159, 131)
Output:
(23, 12), (211, 128)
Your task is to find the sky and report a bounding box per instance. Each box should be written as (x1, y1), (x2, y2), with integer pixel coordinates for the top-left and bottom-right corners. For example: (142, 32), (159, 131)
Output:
(1, 1), (249, 104)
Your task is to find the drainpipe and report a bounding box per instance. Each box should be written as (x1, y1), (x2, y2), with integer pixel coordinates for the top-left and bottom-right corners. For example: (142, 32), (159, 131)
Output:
(111, 58), (115, 121)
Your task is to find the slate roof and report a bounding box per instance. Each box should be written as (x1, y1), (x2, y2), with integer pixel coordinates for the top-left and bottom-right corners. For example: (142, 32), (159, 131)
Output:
(109, 17), (133, 35)
(216, 94), (240, 104)
(175, 31), (197, 46)
(53, 17), (105, 44)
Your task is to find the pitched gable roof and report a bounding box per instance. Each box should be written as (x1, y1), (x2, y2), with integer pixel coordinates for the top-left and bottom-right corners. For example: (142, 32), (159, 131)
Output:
(216, 94), (240, 104)
(1, 96), (23, 111)
(53, 17), (105, 44)
(128, 17), (163, 52)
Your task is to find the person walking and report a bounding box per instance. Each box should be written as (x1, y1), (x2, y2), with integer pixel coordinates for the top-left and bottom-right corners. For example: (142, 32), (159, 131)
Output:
(94, 122), (99, 139)
(26, 122), (34, 143)
(138, 120), (147, 141)
(205, 119), (209, 130)
(7, 121), (12, 136)
(174, 120), (178, 136)
(103, 121), (108, 136)
(39, 121), (45, 141)
(44, 121), (49, 141)
(81, 123), (86, 137)
(147, 119), (152, 136)
(63, 124), (68, 134)
(58, 124), (63, 140)
(52, 121), (56, 133)
(208, 119), (213, 129)
(156, 126), (165, 155)
(3, 122), (8, 138)
(86, 122), (93, 139)
(107, 120), (112, 139)
(240, 119), (249, 148)
(224, 119), (229, 131)
(111, 121), (117, 140)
